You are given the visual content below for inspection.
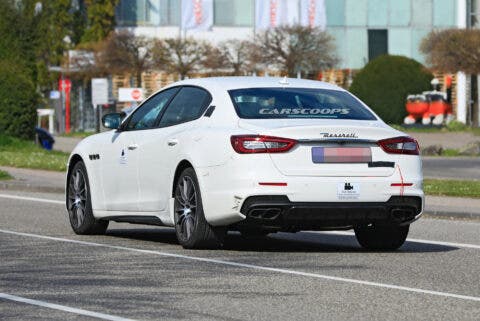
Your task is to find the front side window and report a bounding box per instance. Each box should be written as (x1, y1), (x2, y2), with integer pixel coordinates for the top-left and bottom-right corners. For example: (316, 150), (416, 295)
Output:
(126, 87), (178, 130)
(159, 87), (211, 127)
(229, 87), (377, 120)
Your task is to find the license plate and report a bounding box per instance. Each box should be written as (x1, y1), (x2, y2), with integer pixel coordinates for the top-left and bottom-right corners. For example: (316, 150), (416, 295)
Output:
(337, 182), (360, 200)
(311, 147), (372, 163)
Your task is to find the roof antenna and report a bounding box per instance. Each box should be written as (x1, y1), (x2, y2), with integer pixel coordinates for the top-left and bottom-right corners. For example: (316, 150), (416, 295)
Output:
(279, 76), (289, 86)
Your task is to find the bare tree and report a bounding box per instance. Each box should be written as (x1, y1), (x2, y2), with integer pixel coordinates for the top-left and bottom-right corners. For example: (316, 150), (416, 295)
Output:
(214, 40), (259, 75)
(67, 41), (107, 80)
(421, 29), (480, 126)
(254, 25), (338, 77)
(201, 44), (229, 73)
(420, 29), (480, 74)
(153, 37), (209, 80)
(99, 30), (154, 86)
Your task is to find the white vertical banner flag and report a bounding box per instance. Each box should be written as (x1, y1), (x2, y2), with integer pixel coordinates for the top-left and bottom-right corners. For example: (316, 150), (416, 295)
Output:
(255, 0), (300, 30)
(181, 0), (213, 31)
(300, 0), (327, 30)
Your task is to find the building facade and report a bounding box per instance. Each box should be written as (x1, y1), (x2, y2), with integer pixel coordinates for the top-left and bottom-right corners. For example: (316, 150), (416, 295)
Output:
(116, 0), (463, 69)
(115, 0), (476, 123)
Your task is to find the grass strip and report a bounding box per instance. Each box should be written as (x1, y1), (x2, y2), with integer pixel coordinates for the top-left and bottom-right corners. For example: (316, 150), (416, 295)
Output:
(60, 131), (94, 139)
(0, 170), (12, 180)
(0, 135), (68, 172)
(424, 179), (480, 198)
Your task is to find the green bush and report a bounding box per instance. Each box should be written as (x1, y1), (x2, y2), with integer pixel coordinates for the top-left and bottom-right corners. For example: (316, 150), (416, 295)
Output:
(0, 60), (38, 140)
(349, 55), (433, 124)
(446, 120), (468, 131)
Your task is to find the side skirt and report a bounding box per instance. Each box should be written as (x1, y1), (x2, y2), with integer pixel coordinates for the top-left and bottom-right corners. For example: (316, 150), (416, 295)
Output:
(93, 210), (175, 227)
(102, 215), (166, 227)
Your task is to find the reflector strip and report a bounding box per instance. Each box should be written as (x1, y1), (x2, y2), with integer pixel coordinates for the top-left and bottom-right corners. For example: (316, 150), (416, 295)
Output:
(312, 147), (372, 163)
(259, 182), (288, 186)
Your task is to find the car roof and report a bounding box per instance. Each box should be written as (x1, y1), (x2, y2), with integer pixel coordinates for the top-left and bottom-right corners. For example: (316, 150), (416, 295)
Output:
(164, 76), (344, 92)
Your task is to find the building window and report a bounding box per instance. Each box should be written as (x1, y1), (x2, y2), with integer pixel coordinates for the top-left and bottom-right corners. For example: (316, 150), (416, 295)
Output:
(368, 29), (388, 61)
(469, 0), (480, 27)
(163, 0), (180, 26)
(116, 0), (180, 26)
(214, 0), (253, 26)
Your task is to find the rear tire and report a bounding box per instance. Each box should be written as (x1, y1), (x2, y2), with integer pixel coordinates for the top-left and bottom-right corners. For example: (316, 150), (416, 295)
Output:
(174, 168), (225, 249)
(354, 224), (409, 250)
(66, 161), (108, 235)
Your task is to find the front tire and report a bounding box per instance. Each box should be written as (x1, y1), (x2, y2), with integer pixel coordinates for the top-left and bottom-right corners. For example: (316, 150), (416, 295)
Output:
(174, 168), (225, 249)
(66, 161), (108, 235)
(354, 224), (409, 250)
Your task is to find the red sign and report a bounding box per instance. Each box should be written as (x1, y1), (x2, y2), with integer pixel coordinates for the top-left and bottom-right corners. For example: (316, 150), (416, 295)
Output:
(131, 89), (142, 100)
(58, 79), (72, 92)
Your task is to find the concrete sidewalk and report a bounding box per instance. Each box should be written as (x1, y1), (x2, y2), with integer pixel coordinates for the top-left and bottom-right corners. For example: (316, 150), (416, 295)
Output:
(0, 166), (479, 220)
(0, 166), (64, 193)
(406, 131), (480, 150)
(424, 195), (480, 220)
(53, 136), (82, 153)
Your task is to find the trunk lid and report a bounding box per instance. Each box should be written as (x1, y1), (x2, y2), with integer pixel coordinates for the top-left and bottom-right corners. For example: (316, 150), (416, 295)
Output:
(238, 119), (399, 177)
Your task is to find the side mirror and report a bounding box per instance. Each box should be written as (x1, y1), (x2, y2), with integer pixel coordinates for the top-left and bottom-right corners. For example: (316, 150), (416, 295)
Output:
(102, 113), (124, 130)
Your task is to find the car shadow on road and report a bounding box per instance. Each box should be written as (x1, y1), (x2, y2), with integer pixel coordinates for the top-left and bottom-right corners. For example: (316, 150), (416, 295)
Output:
(105, 228), (458, 253)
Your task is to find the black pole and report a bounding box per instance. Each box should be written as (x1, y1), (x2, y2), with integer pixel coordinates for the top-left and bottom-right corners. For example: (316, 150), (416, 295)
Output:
(95, 105), (100, 133)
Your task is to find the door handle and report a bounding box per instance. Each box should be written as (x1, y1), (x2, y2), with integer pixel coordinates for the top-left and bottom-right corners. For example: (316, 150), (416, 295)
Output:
(167, 138), (178, 146)
(127, 144), (138, 150)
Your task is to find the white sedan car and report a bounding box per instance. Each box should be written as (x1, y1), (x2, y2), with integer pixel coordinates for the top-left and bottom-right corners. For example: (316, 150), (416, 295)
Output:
(66, 77), (423, 250)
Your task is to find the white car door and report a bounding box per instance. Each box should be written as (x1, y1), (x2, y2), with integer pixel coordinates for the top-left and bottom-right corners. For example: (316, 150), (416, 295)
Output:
(101, 130), (139, 211)
(101, 90), (177, 212)
(136, 86), (213, 212)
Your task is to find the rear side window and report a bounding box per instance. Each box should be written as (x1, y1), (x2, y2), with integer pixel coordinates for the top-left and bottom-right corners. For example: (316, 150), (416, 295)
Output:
(159, 86), (211, 127)
(228, 87), (377, 120)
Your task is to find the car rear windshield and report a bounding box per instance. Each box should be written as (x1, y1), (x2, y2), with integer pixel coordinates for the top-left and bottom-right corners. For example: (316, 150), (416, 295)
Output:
(228, 87), (377, 120)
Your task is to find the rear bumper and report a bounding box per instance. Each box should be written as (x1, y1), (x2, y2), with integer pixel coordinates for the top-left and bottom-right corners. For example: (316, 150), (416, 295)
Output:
(195, 152), (423, 226)
(234, 195), (422, 232)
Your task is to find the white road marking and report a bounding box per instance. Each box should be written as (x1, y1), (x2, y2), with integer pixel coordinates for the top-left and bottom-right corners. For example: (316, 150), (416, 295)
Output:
(315, 231), (480, 250)
(0, 228), (479, 303)
(0, 194), (64, 205)
(0, 292), (137, 321)
(2, 193), (479, 250)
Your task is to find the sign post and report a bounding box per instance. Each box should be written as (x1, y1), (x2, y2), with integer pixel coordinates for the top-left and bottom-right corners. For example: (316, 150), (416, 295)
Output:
(91, 78), (109, 132)
(58, 78), (72, 133)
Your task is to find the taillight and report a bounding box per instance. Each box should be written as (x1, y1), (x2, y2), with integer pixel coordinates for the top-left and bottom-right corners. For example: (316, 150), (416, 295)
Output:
(230, 135), (297, 153)
(378, 136), (420, 155)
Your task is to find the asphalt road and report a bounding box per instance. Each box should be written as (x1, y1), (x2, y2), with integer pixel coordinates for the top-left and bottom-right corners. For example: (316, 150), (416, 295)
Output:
(0, 190), (479, 321)
(422, 156), (480, 180)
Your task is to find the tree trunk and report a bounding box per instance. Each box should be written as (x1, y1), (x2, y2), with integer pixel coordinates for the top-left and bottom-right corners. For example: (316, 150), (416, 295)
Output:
(136, 71), (142, 88)
(469, 74), (479, 127)
(475, 75), (480, 127)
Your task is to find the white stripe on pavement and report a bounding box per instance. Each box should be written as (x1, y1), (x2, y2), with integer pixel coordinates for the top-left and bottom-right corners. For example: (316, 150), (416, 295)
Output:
(1, 193), (479, 250)
(0, 228), (479, 303)
(0, 292), (137, 321)
(0, 194), (64, 205)
(315, 231), (480, 250)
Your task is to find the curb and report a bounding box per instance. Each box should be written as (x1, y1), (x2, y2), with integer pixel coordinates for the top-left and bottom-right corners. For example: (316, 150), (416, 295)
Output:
(423, 210), (480, 221)
(0, 182), (64, 194)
